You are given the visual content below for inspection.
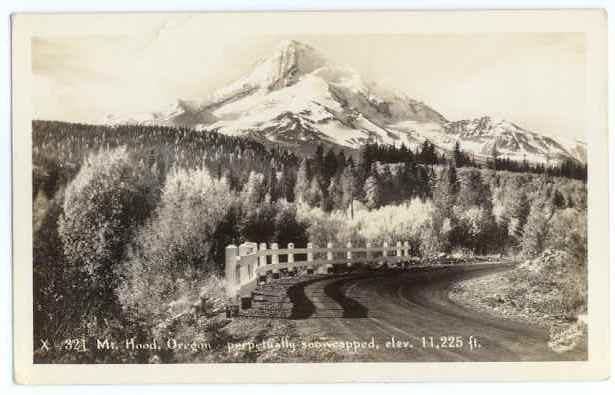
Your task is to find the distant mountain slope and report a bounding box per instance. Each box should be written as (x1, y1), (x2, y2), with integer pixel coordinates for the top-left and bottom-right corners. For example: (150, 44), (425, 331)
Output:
(106, 40), (586, 164)
(426, 116), (585, 164)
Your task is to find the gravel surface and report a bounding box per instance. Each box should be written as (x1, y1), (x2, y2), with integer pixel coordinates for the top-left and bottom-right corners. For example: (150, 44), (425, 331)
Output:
(207, 264), (586, 362)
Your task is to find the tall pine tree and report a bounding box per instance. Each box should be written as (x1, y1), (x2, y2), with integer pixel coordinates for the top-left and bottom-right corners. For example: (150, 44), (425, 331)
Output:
(507, 188), (530, 241)
(453, 141), (465, 167)
(432, 163), (459, 216)
(305, 176), (324, 208)
(363, 172), (382, 210)
(341, 163), (356, 218)
(294, 158), (310, 203)
(327, 175), (344, 211)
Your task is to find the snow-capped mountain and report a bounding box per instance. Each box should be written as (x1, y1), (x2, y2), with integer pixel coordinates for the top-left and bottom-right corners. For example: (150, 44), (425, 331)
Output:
(107, 40), (586, 164)
(442, 117), (587, 164)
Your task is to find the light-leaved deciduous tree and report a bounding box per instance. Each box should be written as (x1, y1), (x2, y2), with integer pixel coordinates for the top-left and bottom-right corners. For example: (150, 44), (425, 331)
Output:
(58, 146), (158, 313)
(117, 166), (232, 324)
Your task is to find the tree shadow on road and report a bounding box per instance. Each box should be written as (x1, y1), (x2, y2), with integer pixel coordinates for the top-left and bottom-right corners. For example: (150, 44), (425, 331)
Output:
(287, 278), (318, 319)
(287, 275), (370, 319)
(324, 277), (369, 318)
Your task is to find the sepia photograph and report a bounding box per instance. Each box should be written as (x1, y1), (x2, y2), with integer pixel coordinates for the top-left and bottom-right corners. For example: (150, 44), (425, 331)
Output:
(11, 10), (609, 383)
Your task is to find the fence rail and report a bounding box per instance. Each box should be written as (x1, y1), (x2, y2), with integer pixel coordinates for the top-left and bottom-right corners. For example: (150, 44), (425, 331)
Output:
(225, 240), (416, 299)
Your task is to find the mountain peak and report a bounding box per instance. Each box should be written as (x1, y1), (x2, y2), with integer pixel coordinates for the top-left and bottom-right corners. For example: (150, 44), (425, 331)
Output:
(209, 40), (328, 102)
(273, 39), (315, 53)
(247, 40), (327, 90)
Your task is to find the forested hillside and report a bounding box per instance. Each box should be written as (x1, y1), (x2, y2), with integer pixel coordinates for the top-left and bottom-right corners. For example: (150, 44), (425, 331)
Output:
(32, 121), (587, 362)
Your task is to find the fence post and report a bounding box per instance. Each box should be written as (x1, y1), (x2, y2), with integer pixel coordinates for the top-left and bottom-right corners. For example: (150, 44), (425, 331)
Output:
(307, 242), (314, 274)
(238, 243), (250, 285)
(256, 242), (266, 284)
(396, 241), (402, 268)
(366, 242), (372, 263)
(238, 243), (256, 310)
(271, 242), (279, 279)
(317, 243), (327, 274)
(325, 242), (334, 273)
(225, 244), (239, 298)
(403, 241), (410, 269)
(346, 241), (353, 267)
(383, 241), (389, 267)
(259, 242), (267, 268)
(287, 242), (295, 274)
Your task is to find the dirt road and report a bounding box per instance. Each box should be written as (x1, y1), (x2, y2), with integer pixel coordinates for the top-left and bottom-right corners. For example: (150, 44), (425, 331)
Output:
(286, 264), (585, 362)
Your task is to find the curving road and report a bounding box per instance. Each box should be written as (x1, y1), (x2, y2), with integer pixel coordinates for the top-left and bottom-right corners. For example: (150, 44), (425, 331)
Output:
(287, 264), (586, 362)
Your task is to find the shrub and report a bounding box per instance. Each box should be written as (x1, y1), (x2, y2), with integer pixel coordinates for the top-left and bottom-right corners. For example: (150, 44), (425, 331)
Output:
(520, 198), (552, 257)
(419, 221), (450, 256)
(420, 213), (452, 256)
(506, 249), (586, 319)
(208, 198), (308, 264)
(117, 166), (233, 325)
(297, 199), (444, 256)
(354, 199), (435, 252)
(239, 201), (278, 243)
(545, 208), (587, 260)
(297, 203), (353, 248)
(452, 205), (498, 254)
(273, 200), (309, 248)
(209, 201), (243, 272)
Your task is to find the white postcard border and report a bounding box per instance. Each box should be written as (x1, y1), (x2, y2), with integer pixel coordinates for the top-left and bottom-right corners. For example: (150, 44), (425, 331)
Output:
(11, 9), (609, 383)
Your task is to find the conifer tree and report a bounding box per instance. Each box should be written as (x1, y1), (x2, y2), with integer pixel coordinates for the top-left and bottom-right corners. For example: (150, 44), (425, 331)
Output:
(507, 188), (530, 241)
(340, 163), (356, 217)
(241, 171), (266, 207)
(267, 168), (279, 202)
(453, 141), (464, 167)
(277, 165), (295, 202)
(396, 162), (415, 200)
(364, 172), (382, 210)
(336, 151), (347, 173)
(379, 163), (395, 205)
(420, 140), (437, 165)
(359, 144), (374, 174)
(327, 175), (344, 211)
(305, 176), (324, 207)
(323, 148), (339, 181)
(314, 144), (325, 177)
(457, 168), (492, 211)
(490, 145), (499, 170)
(294, 158), (310, 203)
(432, 163), (459, 216)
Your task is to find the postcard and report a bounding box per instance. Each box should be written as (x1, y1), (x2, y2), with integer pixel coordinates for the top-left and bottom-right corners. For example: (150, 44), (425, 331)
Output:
(11, 9), (609, 383)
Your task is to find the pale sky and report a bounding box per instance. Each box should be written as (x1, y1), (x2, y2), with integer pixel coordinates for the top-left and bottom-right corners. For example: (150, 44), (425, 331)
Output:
(32, 17), (586, 141)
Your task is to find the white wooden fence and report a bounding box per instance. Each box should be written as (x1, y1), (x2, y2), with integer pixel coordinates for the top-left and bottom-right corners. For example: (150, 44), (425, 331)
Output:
(225, 240), (417, 299)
